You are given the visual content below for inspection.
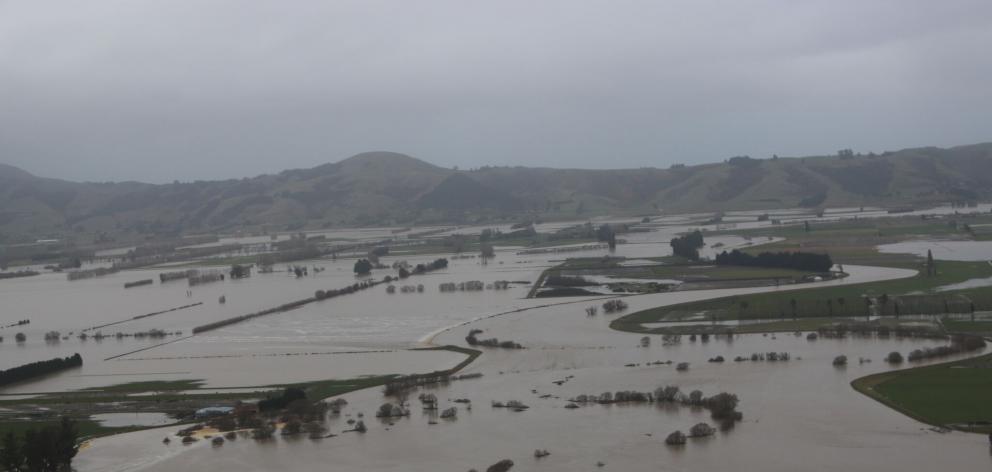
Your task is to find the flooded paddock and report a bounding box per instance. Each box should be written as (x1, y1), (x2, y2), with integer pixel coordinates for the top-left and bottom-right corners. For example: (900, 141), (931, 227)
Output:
(74, 263), (991, 472)
(3, 208), (990, 471)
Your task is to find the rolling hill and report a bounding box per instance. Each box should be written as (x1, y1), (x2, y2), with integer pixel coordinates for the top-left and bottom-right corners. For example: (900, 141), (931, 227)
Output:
(1, 143), (991, 244)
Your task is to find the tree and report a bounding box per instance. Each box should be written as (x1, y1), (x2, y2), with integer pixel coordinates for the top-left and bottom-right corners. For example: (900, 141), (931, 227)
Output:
(670, 231), (704, 261)
(597, 224), (617, 250)
(229, 264), (250, 279)
(926, 249), (936, 277)
(353, 259), (373, 275)
(837, 297), (846, 317)
(790, 299), (798, 320)
(54, 417), (79, 469)
(480, 243), (495, 264)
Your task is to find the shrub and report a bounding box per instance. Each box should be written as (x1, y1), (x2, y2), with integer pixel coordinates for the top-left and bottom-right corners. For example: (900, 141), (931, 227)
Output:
(885, 351), (903, 364)
(689, 422), (716, 437)
(665, 430), (687, 445)
(486, 459), (514, 472)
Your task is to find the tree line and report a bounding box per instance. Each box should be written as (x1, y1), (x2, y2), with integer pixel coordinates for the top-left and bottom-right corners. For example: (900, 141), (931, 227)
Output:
(0, 354), (82, 388)
(0, 417), (78, 472)
(714, 249), (833, 272)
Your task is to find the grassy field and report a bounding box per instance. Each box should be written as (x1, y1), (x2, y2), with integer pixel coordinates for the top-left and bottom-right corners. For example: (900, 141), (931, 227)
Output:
(619, 264), (818, 281)
(711, 215), (992, 266)
(941, 318), (992, 336)
(612, 259), (992, 333)
(0, 418), (144, 441)
(531, 256), (824, 299)
(852, 353), (992, 433)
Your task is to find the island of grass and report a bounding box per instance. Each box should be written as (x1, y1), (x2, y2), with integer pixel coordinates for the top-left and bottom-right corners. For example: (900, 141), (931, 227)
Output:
(852, 352), (992, 433)
(528, 253), (832, 298)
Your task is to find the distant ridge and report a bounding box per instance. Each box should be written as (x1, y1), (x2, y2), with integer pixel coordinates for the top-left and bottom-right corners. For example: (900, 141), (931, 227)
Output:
(1, 143), (991, 242)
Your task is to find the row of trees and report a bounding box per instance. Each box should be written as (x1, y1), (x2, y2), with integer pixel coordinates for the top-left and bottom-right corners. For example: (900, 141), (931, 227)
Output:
(0, 417), (79, 472)
(670, 231), (704, 261)
(714, 249), (833, 273)
(356, 257), (448, 276)
(0, 354), (82, 388)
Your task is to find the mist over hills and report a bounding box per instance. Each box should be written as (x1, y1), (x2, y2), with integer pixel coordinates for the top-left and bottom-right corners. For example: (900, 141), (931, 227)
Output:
(1, 142), (991, 244)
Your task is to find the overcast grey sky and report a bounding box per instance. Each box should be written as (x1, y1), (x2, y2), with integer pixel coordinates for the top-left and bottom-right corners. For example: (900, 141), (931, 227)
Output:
(1, 1), (991, 183)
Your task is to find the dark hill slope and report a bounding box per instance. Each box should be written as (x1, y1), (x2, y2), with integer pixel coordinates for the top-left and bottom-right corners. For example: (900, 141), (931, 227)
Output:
(0, 143), (990, 243)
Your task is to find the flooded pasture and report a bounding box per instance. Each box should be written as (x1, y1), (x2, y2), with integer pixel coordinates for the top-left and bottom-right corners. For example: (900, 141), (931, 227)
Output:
(77, 273), (991, 472)
(3, 207), (990, 471)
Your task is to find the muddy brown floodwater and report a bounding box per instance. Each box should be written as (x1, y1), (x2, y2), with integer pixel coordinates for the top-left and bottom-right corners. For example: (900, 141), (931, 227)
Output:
(73, 263), (992, 471)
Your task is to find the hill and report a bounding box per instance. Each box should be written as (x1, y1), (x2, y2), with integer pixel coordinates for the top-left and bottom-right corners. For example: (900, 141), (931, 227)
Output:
(1, 143), (991, 244)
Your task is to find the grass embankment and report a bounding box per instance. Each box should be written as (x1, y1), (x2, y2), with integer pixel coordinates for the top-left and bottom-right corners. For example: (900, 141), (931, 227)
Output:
(612, 260), (992, 334)
(852, 352), (992, 433)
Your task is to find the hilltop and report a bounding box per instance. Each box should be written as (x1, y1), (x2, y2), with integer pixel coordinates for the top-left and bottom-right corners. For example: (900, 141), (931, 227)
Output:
(1, 143), (991, 244)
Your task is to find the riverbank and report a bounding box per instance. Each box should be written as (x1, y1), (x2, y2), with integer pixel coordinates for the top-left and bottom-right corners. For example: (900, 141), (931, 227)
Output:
(852, 350), (992, 434)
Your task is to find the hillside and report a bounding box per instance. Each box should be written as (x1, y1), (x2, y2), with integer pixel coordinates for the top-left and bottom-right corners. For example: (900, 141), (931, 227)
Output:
(1, 143), (991, 244)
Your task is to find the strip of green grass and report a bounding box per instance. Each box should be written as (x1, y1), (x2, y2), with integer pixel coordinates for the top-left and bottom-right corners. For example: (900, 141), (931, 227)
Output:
(942, 319), (992, 336)
(0, 418), (148, 441)
(612, 260), (992, 333)
(618, 264), (818, 281)
(852, 352), (992, 433)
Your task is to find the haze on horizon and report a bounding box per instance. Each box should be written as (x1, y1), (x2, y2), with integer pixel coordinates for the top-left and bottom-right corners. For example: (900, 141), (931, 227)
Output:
(1, 0), (991, 183)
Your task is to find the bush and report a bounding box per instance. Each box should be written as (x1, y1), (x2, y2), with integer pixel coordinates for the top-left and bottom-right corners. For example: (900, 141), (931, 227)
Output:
(665, 430), (687, 445)
(602, 299), (629, 313)
(689, 422), (716, 437)
(705, 393), (740, 421)
(486, 459), (514, 472)
(885, 351), (903, 364)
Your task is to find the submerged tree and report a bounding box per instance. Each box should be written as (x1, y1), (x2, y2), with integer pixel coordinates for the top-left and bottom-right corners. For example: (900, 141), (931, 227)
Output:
(353, 259), (373, 275)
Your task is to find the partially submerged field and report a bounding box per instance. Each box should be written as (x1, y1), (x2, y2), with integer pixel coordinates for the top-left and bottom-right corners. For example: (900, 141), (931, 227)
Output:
(852, 353), (992, 433)
(612, 214), (992, 334)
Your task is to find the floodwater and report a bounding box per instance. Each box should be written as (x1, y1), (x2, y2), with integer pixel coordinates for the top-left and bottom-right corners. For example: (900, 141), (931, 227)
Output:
(4, 207), (991, 470)
(877, 240), (992, 262)
(74, 264), (992, 472)
(935, 275), (992, 292)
